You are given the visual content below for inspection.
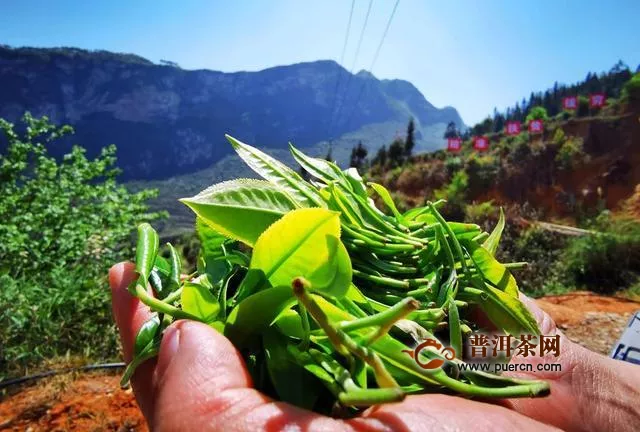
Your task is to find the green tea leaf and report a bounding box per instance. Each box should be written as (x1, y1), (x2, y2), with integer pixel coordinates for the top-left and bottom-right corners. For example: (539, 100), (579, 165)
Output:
(474, 285), (540, 336)
(196, 217), (229, 259)
(167, 243), (181, 292)
(134, 314), (160, 356)
(289, 143), (348, 189)
(263, 329), (321, 410)
(227, 135), (325, 208)
(343, 168), (368, 197)
(483, 207), (505, 256)
(224, 285), (297, 345)
(369, 182), (403, 222)
(250, 208), (352, 297)
(135, 223), (159, 283)
(463, 239), (519, 297)
(181, 277), (220, 323)
(181, 179), (298, 247)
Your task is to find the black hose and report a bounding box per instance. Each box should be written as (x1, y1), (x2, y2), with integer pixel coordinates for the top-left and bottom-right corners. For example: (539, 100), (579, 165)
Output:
(0, 362), (126, 390)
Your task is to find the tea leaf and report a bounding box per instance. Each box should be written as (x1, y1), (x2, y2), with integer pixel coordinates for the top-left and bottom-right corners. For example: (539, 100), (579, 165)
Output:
(474, 285), (540, 336)
(135, 223), (159, 284)
(224, 285), (297, 345)
(463, 238), (519, 297)
(181, 179), (298, 246)
(250, 208), (352, 297)
(181, 277), (220, 323)
(134, 314), (160, 356)
(227, 135), (325, 208)
(369, 182), (403, 222)
(483, 208), (505, 256)
(263, 329), (321, 409)
(289, 143), (348, 189)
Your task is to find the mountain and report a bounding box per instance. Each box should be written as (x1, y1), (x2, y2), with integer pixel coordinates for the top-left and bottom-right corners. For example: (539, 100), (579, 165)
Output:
(0, 45), (464, 180)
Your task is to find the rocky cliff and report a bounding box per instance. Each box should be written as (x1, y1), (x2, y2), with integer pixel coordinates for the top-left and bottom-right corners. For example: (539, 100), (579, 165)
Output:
(0, 45), (464, 180)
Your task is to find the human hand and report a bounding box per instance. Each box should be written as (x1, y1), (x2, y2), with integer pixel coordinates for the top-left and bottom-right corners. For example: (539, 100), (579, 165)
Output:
(500, 295), (640, 432)
(110, 262), (558, 431)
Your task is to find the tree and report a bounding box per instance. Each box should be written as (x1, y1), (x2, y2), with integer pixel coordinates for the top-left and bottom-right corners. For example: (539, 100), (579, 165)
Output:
(0, 113), (165, 372)
(443, 121), (459, 139)
(349, 141), (368, 169)
(325, 145), (333, 162)
(577, 96), (590, 117)
(388, 138), (405, 167)
(159, 59), (180, 68)
(525, 106), (549, 122)
(404, 118), (416, 157)
(372, 145), (388, 167)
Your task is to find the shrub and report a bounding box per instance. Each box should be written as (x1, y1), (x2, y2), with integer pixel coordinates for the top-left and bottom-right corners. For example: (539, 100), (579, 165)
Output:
(444, 156), (463, 177)
(466, 153), (499, 195)
(577, 95), (590, 117)
(555, 214), (640, 294)
(621, 72), (640, 102)
(525, 106), (549, 122)
(434, 170), (468, 219)
(551, 128), (566, 145)
(555, 136), (587, 170)
(0, 113), (164, 374)
(465, 200), (498, 223)
(498, 225), (568, 297)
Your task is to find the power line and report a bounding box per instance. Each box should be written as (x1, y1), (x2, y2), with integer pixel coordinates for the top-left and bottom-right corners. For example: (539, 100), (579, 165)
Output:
(328, 0), (374, 143)
(341, 0), (400, 132)
(325, 0), (356, 146)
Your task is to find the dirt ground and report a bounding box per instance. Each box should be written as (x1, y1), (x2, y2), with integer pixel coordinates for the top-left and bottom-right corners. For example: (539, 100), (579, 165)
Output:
(1, 292), (638, 432)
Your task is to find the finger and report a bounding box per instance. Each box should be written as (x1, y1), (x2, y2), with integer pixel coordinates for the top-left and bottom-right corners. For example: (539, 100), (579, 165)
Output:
(518, 293), (558, 335)
(149, 320), (349, 432)
(109, 261), (157, 418)
(351, 394), (560, 431)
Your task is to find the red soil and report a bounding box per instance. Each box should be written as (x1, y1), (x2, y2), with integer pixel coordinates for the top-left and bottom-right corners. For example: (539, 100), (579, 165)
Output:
(1, 292), (638, 431)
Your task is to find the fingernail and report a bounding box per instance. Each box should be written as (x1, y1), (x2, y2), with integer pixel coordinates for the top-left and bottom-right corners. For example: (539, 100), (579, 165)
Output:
(155, 324), (181, 378)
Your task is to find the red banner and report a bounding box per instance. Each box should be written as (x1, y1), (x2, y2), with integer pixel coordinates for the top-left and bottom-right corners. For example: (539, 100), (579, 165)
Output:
(447, 138), (462, 152)
(589, 93), (606, 108)
(528, 119), (544, 134)
(505, 121), (521, 136)
(562, 96), (578, 110)
(473, 136), (489, 151)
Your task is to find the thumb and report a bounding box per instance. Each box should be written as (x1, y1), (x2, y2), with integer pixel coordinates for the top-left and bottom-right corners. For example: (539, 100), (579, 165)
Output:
(148, 320), (343, 431)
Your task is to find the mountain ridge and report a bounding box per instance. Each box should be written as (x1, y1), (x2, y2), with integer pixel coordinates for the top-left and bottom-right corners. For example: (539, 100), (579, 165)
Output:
(0, 45), (464, 180)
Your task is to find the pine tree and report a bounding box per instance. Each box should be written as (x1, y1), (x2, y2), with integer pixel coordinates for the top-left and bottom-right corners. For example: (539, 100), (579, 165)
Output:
(443, 121), (458, 139)
(325, 146), (333, 162)
(404, 118), (415, 157)
(372, 145), (388, 167)
(349, 141), (368, 169)
(388, 138), (405, 167)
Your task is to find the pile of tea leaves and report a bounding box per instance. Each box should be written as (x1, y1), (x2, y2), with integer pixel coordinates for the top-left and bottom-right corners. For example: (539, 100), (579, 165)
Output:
(122, 135), (549, 416)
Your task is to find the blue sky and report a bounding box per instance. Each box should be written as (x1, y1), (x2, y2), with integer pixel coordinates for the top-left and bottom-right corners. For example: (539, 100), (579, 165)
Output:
(1, 0), (639, 125)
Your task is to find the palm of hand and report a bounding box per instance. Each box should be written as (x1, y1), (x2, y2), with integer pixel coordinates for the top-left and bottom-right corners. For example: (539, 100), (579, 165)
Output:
(111, 262), (574, 431)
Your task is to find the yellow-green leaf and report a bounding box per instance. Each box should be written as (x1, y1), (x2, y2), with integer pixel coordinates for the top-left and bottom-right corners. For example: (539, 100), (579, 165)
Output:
(475, 285), (540, 336)
(483, 208), (505, 256)
(369, 182), (403, 221)
(250, 208), (352, 297)
(464, 239), (519, 297)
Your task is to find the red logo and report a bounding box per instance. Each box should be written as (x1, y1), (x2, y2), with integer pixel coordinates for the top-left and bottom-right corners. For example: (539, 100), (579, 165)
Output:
(528, 119), (544, 134)
(473, 136), (489, 151)
(589, 93), (606, 108)
(402, 339), (456, 369)
(562, 96), (578, 110)
(447, 138), (462, 152)
(505, 121), (521, 136)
